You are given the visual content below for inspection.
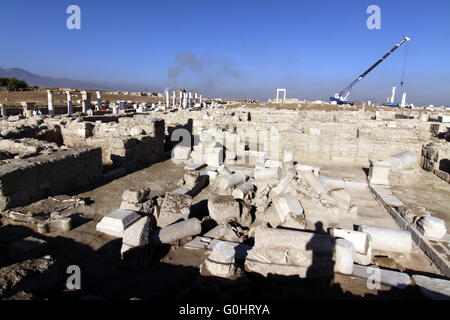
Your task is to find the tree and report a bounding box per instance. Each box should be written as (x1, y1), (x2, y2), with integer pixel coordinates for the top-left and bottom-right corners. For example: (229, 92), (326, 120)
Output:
(6, 77), (28, 91)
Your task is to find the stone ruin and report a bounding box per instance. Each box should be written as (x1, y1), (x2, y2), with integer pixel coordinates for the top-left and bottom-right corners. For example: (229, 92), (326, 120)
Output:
(0, 100), (449, 300)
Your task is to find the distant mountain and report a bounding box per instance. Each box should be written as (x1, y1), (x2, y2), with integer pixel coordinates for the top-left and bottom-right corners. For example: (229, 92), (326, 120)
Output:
(0, 67), (109, 90)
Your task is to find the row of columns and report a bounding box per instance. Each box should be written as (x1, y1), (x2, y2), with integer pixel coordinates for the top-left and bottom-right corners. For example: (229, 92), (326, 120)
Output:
(53, 90), (103, 116)
(164, 90), (202, 109)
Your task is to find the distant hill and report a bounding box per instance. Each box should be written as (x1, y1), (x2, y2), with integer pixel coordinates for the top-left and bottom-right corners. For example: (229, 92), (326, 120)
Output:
(0, 67), (116, 90)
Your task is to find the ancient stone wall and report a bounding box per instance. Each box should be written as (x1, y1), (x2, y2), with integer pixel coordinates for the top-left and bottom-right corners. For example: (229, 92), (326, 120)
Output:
(0, 146), (102, 210)
(148, 108), (433, 167)
(422, 142), (450, 183)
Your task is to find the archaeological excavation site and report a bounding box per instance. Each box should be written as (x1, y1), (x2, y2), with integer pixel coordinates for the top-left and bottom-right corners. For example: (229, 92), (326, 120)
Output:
(1, 1), (450, 309)
(0, 90), (449, 302)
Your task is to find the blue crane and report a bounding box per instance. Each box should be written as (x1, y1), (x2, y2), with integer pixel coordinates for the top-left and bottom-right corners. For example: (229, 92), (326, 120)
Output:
(330, 36), (410, 105)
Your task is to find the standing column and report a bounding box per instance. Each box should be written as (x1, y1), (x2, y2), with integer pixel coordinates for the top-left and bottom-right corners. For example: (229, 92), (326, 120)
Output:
(182, 92), (187, 109)
(179, 91), (183, 108)
(390, 87), (397, 104)
(96, 91), (102, 110)
(47, 90), (55, 116)
(188, 92), (192, 108)
(400, 93), (407, 108)
(165, 91), (170, 108)
(81, 91), (91, 113)
(66, 91), (73, 115)
(172, 91), (176, 108)
(0, 104), (6, 118)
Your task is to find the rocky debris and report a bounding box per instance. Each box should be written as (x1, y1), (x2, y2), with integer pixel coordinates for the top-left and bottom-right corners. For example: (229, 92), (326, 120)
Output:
(9, 236), (47, 262)
(120, 187), (154, 214)
(254, 184), (271, 213)
(417, 216), (447, 239)
(156, 192), (192, 227)
(96, 209), (141, 237)
(232, 181), (255, 200)
(368, 151), (418, 185)
(244, 226), (354, 278)
(272, 192), (304, 225)
(218, 172), (246, 190)
(182, 170), (200, 188)
(207, 195), (253, 227)
(122, 187), (151, 204)
(200, 241), (242, 279)
(0, 255), (56, 298)
(204, 222), (247, 242)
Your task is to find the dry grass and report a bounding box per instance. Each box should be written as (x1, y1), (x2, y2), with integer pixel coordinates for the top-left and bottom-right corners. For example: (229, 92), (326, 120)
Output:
(0, 89), (165, 106)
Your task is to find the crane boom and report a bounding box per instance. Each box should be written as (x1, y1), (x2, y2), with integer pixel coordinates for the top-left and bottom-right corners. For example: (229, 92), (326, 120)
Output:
(330, 36), (410, 104)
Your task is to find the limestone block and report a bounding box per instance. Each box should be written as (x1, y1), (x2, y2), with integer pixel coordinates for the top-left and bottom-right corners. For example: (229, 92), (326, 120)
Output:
(358, 225), (412, 254)
(352, 264), (411, 289)
(412, 275), (450, 300)
(438, 115), (450, 123)
(173, 145), (191, 160)
(417, 216), (447, 239)
(334, 239), (354, 275)
(264, 159), (282, 168)
(157, 192), (192, 227)
(302, 171), (328, 194)
(120, 200), (154, 214)
(207, 195), (240, 223)
(272, 192), (304, 223)
(271, 172), (296, 197)
(185, 163), (206, 171)
(96, 209), (141, 237)
(121, 216), (152, 256)
(368, 160), (391, 185)
(37, 217), (72, 233)
(122, 187), (150, 204)
(153, 218), (202, 245)
(206, 147), (223, 167)
(202, 241), (238, 278)
(183, 170), (200, 188)
(249, 151), (265, 165)
(283, 149), (294, 162)
(329, 228), (369, 254)
(253, 226), (335, 252)
(232, 181), (255, 199)
(254, 166), (281, 180)
(218, 172), (246, 190)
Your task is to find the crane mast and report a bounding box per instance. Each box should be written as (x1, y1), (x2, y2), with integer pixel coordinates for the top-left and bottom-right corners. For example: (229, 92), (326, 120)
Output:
(330, 36), (410, 105)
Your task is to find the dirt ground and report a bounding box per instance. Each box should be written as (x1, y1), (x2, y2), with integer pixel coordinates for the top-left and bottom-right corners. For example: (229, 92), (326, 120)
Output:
(391, 170), (450, 231)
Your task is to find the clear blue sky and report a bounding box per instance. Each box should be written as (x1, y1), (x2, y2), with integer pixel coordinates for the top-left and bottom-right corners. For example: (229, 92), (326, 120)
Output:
(1, 0), (449, 105)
